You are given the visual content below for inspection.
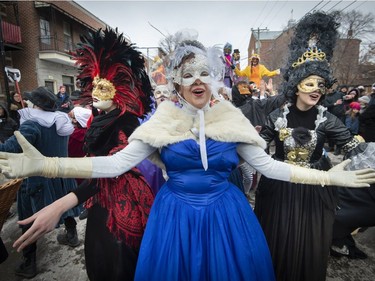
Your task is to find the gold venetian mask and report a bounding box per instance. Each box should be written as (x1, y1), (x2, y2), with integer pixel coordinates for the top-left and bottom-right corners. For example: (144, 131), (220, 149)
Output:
(297, 75), (326, 95)
(92, 76), (116, 101)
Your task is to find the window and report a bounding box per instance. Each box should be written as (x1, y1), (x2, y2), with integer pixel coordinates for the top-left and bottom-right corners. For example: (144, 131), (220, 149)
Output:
(62, 75), (74, 94)
(40, 18), (51, 45)
(63, 22), (73, 51)
(45, 81), (54, 93)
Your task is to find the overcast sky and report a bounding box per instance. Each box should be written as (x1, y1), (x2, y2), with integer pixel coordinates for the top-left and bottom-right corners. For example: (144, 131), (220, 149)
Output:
(75, 0), (375, 61)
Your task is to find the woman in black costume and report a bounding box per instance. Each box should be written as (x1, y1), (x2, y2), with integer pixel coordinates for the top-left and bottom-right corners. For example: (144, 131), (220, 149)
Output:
(254, 12), (366, 281)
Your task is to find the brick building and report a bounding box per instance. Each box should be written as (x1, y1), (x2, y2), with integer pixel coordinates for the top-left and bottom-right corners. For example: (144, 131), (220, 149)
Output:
(0, 0), (106, 106)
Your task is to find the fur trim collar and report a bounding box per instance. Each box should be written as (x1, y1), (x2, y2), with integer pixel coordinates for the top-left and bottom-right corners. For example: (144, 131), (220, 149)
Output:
(129, 100), (266, 149)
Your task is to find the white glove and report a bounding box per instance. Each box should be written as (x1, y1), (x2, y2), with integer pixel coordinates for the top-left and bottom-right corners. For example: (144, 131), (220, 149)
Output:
(0, 131), (92, 179)
(290, 159), (375, 188)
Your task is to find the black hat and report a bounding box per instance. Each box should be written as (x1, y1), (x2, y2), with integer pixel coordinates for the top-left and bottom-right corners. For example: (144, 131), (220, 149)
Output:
(24, 87), (57, 112)
(70, 90), (82, 101)
(281, 12), (339, 103)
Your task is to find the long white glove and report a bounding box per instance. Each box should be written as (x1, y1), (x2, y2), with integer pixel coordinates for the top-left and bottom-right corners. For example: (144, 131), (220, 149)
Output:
(290, 159), (375, 188)
(0, 131), (92, 179)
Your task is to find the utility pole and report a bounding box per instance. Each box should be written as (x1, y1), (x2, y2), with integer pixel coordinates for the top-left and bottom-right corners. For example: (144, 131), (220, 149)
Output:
(251, 27), (268, 54)
(138, 47), (160, 73)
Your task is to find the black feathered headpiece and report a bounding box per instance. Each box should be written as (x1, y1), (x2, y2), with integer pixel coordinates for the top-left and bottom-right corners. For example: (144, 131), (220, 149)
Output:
(281, 12), (340, 103)
(71, 27), (153, 117)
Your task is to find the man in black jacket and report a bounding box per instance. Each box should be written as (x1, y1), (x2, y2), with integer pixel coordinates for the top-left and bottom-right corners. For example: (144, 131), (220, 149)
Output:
(56, 85), (74, 113)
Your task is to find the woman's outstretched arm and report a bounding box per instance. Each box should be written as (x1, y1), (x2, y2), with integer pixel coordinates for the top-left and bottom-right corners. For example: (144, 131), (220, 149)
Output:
(0, 131), (156, 179)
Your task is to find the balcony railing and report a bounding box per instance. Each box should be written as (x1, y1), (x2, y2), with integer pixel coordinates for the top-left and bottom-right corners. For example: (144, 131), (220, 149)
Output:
(39, 35), (74, 54)
(1, 20), (22, 45)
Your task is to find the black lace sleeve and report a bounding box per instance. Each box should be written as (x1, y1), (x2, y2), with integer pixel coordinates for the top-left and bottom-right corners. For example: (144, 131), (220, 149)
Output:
(72, 179), (99, 204)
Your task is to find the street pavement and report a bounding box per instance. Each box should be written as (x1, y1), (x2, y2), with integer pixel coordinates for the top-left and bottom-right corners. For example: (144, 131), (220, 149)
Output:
(0, 152), (374, 281)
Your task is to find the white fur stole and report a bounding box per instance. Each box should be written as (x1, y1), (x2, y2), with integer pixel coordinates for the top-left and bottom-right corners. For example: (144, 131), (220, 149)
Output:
(129, 100), (266, 149)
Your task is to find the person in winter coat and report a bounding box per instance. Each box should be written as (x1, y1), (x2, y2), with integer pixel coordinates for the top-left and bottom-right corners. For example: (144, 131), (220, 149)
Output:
(359, 84), (375, 142)
(9, 91), (23, 126)
(0, 103), (18, 143)
(345, 101), (361, 135)
(56, 85), (74, 113)
(0, 87), (81, 278)
(343, 87), (359, 112)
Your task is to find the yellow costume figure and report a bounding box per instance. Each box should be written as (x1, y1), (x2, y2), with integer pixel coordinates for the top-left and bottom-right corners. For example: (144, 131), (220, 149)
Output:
(235, 54), (279, 88)
(151, 56), (167, 85)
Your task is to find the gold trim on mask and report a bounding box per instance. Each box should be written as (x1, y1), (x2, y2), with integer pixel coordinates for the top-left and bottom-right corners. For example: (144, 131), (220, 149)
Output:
(92, 76), (116, 101)
(297, 75), (326, 95)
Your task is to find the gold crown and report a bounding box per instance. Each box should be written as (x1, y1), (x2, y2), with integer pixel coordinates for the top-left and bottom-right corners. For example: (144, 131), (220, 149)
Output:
(292, 46), (326, 68)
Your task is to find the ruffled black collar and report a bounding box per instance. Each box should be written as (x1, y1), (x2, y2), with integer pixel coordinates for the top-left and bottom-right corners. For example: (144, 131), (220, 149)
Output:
(83, 109), (139, 156)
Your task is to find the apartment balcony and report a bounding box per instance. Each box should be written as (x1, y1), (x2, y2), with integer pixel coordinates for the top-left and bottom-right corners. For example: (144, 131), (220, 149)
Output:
(1, 20), (22, 50)
(38, 35), (75, 66)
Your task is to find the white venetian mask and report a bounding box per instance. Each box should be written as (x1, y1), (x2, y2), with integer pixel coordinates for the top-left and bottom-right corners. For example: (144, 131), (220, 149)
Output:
(173, 54), (212, 86)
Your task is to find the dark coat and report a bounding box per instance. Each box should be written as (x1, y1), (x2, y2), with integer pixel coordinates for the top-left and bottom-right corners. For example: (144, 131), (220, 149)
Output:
(231, 84), (251, 107)
(0, 103), (18, 143)
(56, 92), (74, 113)
(239, 94), (286, 127)
(323, 90), (345, 122)
(359, 103), (375, 142)
(0, 119), (81, 223)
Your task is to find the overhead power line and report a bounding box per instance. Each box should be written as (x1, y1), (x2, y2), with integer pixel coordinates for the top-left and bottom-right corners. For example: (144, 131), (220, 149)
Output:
(148, 21), (167, 38)
(352, 0), (368, 10)
(258, 0), (279, 28)
(318, 0), (333, 11)
(252, 0), (270, 30)
(338, 0), (358, 13)
(327, 0), (343, 12)
(306, 0), (324, 14)
(263, 0), (289, 30)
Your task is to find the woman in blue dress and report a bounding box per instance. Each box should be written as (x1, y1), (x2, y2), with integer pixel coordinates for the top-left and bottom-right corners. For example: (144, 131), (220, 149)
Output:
(4, 39), (375, 281)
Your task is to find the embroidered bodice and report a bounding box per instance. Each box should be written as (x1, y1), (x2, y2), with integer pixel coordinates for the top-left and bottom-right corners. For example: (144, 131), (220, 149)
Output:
(279, 128), (318, 168)
(273, 104), (326, 167)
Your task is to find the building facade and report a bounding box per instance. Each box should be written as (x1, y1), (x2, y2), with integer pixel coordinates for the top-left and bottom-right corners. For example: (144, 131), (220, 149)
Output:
(0, 0), (106, 106)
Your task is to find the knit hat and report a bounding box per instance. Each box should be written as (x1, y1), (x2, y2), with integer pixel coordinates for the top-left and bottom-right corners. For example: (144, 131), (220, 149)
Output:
(358, 95), (370, 104)
(23, 87), (57, 112)
(348, 88), (359, 97)
(349, 101), (361, 110)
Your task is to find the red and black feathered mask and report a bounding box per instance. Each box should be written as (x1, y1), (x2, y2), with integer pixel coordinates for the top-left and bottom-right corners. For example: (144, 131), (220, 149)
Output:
(71, 27), (153, 117)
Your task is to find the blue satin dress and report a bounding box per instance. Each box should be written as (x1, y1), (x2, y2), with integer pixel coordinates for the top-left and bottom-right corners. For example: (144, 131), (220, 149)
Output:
(135, 139), (275, 281)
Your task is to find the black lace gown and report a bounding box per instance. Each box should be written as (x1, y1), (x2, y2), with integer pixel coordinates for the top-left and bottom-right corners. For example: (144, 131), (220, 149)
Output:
(255, 104), (355, 281)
